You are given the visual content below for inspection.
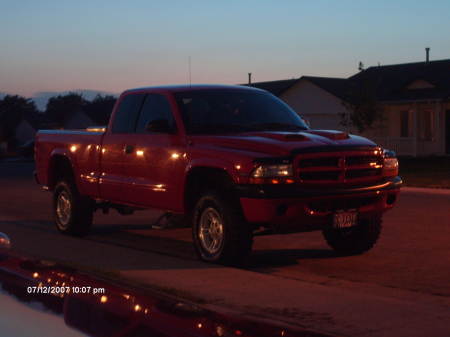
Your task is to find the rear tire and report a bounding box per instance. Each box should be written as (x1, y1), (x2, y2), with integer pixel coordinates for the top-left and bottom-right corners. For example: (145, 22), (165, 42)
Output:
(322, 216), (382, 255)
(192, 192), (253, 265)
(53, 181), (94, 236)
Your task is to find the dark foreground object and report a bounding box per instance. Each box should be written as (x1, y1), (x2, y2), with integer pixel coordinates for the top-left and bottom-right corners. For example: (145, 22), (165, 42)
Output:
(0, 251), (333, 337)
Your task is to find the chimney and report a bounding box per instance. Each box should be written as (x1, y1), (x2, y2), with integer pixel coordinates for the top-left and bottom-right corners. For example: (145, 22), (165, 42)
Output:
(248, 73), (252, 85)
(425, 47), (430, 63)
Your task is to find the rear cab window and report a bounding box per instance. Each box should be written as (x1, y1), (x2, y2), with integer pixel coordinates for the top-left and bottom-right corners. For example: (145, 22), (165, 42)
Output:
(135, 94), (176, 133)
(111, 92), (175, 134)
(111, 93), (146, 133)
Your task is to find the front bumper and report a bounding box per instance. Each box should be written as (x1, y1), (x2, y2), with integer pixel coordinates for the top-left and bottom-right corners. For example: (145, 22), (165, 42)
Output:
(238, 176), (401, 233)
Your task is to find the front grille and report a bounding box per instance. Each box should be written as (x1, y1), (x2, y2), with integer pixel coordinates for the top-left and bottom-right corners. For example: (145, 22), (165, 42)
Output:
(346, 168), (381, 179)
(299, 171), (340, 181)
(296, 149), (383, 185)
(308, 196), (380, 212)
(298, 157), (339, 168)
(346, 156), (380, 166)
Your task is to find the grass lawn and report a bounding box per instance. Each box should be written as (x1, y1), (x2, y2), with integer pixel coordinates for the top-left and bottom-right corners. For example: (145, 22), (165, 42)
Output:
(399, 156), (450, 189)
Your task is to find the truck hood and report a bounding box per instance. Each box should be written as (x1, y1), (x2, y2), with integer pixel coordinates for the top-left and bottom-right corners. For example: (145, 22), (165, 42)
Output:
(191, 130), (377, 157)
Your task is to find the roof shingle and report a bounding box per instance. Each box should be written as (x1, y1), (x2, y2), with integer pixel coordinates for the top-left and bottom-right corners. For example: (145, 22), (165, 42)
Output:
(244, 79), (298, 96)
(244, 58), (450, 102)
(350, 59), (450, 101)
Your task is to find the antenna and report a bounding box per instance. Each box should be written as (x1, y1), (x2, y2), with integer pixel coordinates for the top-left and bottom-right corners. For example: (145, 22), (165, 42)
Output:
(358, 61), (364, 71)
(188, 56), (192, 87)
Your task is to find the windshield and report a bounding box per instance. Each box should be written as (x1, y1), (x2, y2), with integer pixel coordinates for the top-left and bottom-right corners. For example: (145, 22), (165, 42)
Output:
(175, 90), (309, 134)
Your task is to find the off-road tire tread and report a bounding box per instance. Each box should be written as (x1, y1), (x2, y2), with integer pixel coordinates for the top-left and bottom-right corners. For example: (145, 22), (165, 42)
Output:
(192, 191), (253, 265)
(53, 181), (93, 237)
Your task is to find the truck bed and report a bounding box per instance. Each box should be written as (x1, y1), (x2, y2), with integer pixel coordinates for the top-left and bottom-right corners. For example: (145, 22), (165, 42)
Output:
(35, 129), (105, 197)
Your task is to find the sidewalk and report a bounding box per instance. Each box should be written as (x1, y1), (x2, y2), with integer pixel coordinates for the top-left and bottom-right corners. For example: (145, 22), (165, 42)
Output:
(402, 186), (450, 195)
(124, 264), (450, 337)
(1, 218), (449, 337)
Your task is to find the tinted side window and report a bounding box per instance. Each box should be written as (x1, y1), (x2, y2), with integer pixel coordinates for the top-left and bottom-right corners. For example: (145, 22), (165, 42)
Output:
(111, 93), (145, 133)
(136, 94), (175, 133)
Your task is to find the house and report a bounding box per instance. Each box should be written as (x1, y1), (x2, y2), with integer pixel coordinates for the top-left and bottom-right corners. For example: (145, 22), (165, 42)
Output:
(250, 77), (353, 131)
(247, 58), (450, 156)
(0, 112), (38, 154)
(348, 59), (450, 156)
(62, 110), (94, 129)
(0, 116), (36, 154)
(14, 119), (36, 145)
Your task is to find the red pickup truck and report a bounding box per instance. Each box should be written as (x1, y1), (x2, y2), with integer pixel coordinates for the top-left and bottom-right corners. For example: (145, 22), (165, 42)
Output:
(35, 85), (401, 264)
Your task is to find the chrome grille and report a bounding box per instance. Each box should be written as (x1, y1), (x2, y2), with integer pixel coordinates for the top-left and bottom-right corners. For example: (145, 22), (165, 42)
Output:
(296, 149), (384, 185)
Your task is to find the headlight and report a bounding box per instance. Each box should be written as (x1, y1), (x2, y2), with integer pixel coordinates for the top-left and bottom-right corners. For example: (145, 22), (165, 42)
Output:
(249, 163), (295, 184)
(251, 164), (293, 178)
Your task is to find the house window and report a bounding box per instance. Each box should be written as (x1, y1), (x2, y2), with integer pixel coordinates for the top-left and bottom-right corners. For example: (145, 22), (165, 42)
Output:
(418, 110), (434, 141)
(400, 111), (409, 138)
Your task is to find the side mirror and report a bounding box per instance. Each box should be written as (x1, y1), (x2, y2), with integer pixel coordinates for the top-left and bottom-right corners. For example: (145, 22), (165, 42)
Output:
(146, 119), (173, 133)
(0, 232), (11, 250)
(383, 149), (397, 158)
(302, 117), (311, 128)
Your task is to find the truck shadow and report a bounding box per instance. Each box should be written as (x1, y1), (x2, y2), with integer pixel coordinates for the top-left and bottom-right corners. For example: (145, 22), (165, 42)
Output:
(89, 225), (197, 261)
(2, 219), (347, 277)
(90, 225), (340, 269)
(6, 217), (338, 270)
(90, 225), (339, 268)
(246, 249), (337, 269)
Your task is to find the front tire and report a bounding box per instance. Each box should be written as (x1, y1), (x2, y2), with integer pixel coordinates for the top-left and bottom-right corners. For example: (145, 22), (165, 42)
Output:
(53, 181), (93, 236)
(192, 192), (253, 265)
(322, 216), (382, 255)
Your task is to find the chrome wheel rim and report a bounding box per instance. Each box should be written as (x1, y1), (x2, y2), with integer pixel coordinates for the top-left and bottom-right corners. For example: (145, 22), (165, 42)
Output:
(56, 191), (71, 228)
(198, 207), (224, 255)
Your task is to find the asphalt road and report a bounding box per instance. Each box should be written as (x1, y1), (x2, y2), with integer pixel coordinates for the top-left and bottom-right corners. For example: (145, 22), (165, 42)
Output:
(1, 161), (449, 336)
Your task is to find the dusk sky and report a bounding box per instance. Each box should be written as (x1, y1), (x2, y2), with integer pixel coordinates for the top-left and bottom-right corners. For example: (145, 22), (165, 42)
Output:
(1, 0), (450, 97)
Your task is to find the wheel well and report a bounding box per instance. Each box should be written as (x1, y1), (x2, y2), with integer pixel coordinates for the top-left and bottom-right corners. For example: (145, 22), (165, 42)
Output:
(184, 167), (236, 214)
(48, 155), (75, 190)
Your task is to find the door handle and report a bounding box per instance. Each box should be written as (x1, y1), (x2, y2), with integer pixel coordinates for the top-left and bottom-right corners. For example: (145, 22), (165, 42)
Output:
(124, 145), (134, 154)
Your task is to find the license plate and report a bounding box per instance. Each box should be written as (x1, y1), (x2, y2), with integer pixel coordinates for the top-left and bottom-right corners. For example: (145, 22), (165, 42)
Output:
(333, 211), (358, 229)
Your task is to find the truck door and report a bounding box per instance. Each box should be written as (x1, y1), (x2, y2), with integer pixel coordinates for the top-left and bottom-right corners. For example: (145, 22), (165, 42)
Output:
(446, 110), (450, 155)
(99, 93), (146, 203)
(122, 93), (185, 211)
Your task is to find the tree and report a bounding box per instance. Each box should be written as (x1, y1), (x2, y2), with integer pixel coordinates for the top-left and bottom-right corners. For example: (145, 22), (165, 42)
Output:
(340, 78), (384, 133)
(0, 95), (38, 146)
(84, 95), (116, 125)
(45, 93), (87, 126)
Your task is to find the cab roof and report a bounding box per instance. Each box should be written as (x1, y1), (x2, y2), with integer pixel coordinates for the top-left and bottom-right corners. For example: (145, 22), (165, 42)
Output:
(123, 84), (266, 95)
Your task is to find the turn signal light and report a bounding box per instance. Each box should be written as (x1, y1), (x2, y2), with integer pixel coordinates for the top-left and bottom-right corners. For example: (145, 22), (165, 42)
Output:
(249, 177), (296, 184)
(383, 150), (399, 177)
